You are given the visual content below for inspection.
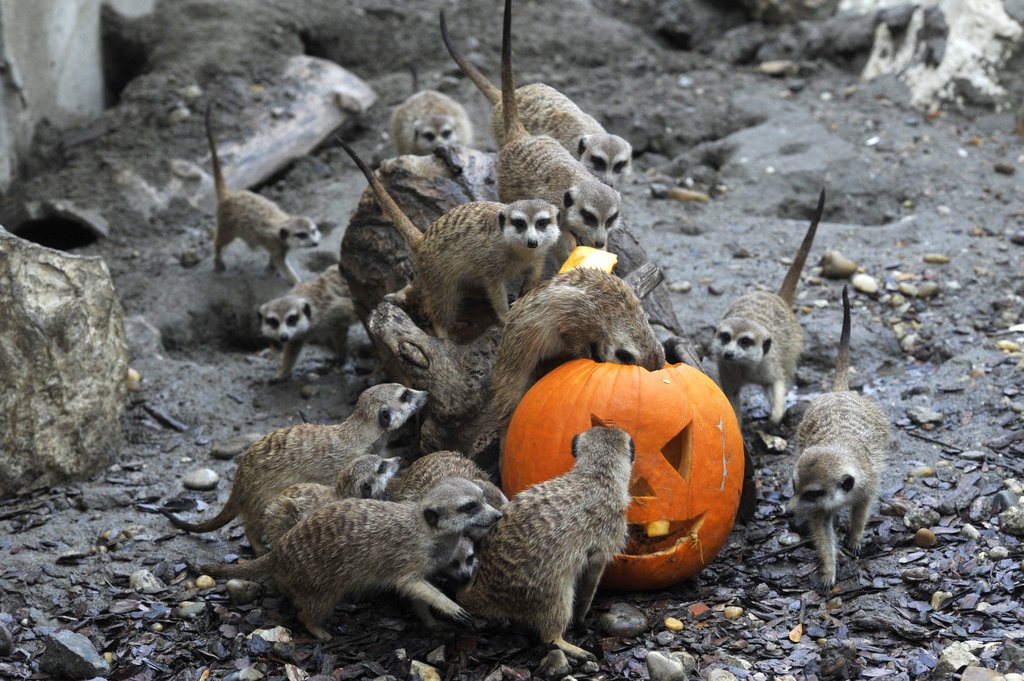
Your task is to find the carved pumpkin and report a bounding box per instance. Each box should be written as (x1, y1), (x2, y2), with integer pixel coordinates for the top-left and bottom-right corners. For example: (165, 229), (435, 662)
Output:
(502, 359), (744, 591)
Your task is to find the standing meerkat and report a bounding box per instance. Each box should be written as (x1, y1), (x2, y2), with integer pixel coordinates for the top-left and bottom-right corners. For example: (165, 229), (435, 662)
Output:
(492, 0), (622, 252)
(260, 454), (402, 547)
(258, 265), (356, 382)
(789, 286), (889, 590)
(389, 450), (508, 511)
(202, 478), (504, 640)
(340, 140), (559, 337)
(485, 266), (665, 438)
(163, 383), (428, 554)
(713, 189), (825, 426)
(389, 66), (474, 156)
(458, 426), (634, 660)
(440, 11), (632, 187)
(205, 103), (320, 284)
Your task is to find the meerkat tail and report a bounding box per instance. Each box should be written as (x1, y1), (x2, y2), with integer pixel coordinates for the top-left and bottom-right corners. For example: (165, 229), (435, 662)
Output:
(500, 0), (528, 144)
(777, 188), (826, 305)
(439, 10), (500, 104)
(161, 495), (239, 533)
(337, 139), (424, 249)
(200, 555), (272, 579)
(204, 102), (226, 202)
(833, 284), (851, 392)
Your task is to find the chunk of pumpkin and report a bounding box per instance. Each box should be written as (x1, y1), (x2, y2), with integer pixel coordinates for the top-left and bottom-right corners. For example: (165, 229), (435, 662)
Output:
(559, 246), (618, 274)
(647, 520), (671, 537)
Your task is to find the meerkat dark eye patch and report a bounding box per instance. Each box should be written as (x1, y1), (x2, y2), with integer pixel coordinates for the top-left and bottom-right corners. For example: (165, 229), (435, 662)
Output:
(400, 389), (412, 403)
(449, 559), (460, 569)
(606, 212), (619, 225)
(423, 508), (440, 527)
(423, 131), (436, 142)
(268, 318), (280, 330)
(613, 161), (627, 173)
(458, 501), (480, 514)
(378, 407), (393, 429)
(286, 314), (299, 326)
(738, 337), (754, 349)
(580, 210), (597, 227)
(591, 157), (607, 172)
(536, 218), (549, 229)
(441, 129), (452, 139)
(840, 475), (855, 492)
(361, 482), (373, 498)
(498, 213), (506, 229)
(377, 461), (389, 474)
(512, 218), (527, 231)
(718, 331), (731, 344)
(801, 489), (825, 502)
(279, 228), (289, 240)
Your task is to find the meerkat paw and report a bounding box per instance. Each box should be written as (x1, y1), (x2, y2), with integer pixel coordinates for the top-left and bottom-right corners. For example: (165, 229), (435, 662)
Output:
(268, 372), (290, 385)
(213, 259), (226, 272)
(845, 538), (863, 557)
(551, 636), (595, 661)
(814, 570), (836, 594)
(449, 605), (475, 628)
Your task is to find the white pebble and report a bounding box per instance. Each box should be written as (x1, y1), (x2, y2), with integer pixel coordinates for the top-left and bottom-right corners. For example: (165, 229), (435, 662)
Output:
(852, 273), (879, 294)
(183, 467), (220, 491)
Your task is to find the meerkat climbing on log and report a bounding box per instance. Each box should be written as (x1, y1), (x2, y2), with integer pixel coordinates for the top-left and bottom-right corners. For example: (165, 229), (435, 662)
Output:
(789, 286), (889, 590)
(201, 478), (503, 641)
(258, 265), (356, 382)
(440, 10), (632, 187)
(205, 103), (320, 284)
(713, 189), (826, 426)
(162, 383), (427, 555)
(458, 426), (634, 660)
(340, 140), (559, 337)
(491, 0), (622, 252)
(389, 65), (474, 156)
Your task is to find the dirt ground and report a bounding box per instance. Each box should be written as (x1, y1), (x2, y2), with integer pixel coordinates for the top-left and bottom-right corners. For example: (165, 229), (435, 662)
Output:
(1, 1), (1023, 679)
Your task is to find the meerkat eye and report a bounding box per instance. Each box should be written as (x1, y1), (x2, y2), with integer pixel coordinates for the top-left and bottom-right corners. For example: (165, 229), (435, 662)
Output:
(286, 314), (299, 326)
(400, 389), (412, 403)
(613, 161), (627, 173)
(591, 157), (607, 172)
(458, 501), (480, 514)
(268, 318), (280, 330)
(512, 218), (527, 231)
(580, 210), (597, 226)
(449, 559), (460, 569)
(607, 212), (619, 225)
(801, 490), (825, 502)
(615, 349), (635, 364)
(535, 218), (549, 229)
(739, 337), (755, 349)
(423, 131), (436, 142)
(441, 129), (452, 139)
(295, 232), (308, 240)
(718, 332), (731, 344)
(377, 461), (389, 474)
(361, 482), (373, 498)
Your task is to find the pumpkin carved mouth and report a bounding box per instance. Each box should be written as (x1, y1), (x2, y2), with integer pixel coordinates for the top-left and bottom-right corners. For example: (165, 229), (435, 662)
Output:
(626, 512), (707, 556)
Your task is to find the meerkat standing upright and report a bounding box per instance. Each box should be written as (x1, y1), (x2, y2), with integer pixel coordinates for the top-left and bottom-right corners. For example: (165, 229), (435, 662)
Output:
(205, 104), (320, 284)
(440, 11), (632, 187)
(163, 383), (427, 554)
(202, 478), (503, 640)
(458, 426), (634, 660)
(389, 65), (474, 156)
(713, 189), (825, 425)
(492, 0), (622, 252)
(258, 265), (356, 382)
(340, 140), (559, 337)
(789, 287), (889, 590)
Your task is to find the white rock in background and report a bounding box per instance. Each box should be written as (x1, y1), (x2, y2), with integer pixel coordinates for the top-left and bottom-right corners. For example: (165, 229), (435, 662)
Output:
(0, 227), (127, 498)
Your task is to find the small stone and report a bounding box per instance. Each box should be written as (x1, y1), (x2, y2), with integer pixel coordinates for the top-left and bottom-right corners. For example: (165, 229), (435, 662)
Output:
(901, 567), (930, 582)
(582, 660), (600, 674)
(227, 579), (262, 605)
(38, 630), (110, 679)
(890, 293), (907, 307)
(129, 568), (165, 594)
(211, 433), (263, 459)
(931, 590), (953, 610)
(239, 666), (265, 681)
(851, 273), (879, 294)
(668, 280), (692, 293)
(426, 645), (446, 665)
(757, 59), (798, 76)
(250, 626), (291, 643)
(997, 340), (1022, 353)
(917, 282), (940, 299)
(707, 670), (740, 681)
(176, 601), (207, 619)
(178, 84), (203, 100)
(598, 602), (648, 638)
(150, 622), (163, 632)
(646, 651), (686, 681)
(904, 504), (940, 531)
(906, 406), (943, 426)
(708, 284), (724, 296)
(995, 161), (1015, 175)
(779, 531), (801, 546)
(723, 606), (744, 620)
(900, 333), (920, 353)
(655, 630), (676, 646)
(820, 249), (858, 279)
(998, 506), (1024, 536)
(183, 467), (219, 491)
(934, 642), (980, 676)
(195, 575), (215, 589)
(667, 187), (710, 203)
(961, 524), (981, 540)
(898, 282), (918, 298)
(922, 253), (951, 264)
(787, 79), (805, 92)
(0, 620), (13, 657)
(915, 528), (937, 548)
(995, 490), (1020, 511)
(537, 649), (570, 679)
(1002, 638), (1024, 672)
(960, 666), (1005, 681)
(663, 616), (683, 631)
(300, 385), (319, 399)
(650, 183), (669, 199)
(757, 430), (787, 452)
(989, 546), (1009, 560)
(167, 106), (191, 125)
(910, 465), (935, 478)
(179, 251), (201, 268)
(127, 367), (142, 392)
(409, 660), (441, 681)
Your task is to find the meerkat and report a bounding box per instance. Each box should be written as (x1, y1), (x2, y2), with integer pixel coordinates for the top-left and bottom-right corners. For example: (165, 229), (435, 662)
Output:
(340, 140), (559, 337)
(260, 454), (402, 546)
(163, 383), (427, 555)
(789, 286), (889, 590)
(389, 450), (508, 512)
(258, 265), (356, 382)
(713, 189), (825, 426)
(411, 534), (481, 628)
(458, 426), (634, 660)
(389, 65), (473, 156)
(440, 11), (631, 187)
(201, 478), (503, 640)
(485, 266), (665, 438)
(487, 0), (622, 253)
(205, 103), (320, 284)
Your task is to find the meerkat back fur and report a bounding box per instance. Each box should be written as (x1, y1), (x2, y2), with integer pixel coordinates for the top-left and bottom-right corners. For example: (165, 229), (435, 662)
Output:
(440, 12), (631, 187)
(163, 383), (427, 554)
(205, 104), (320, 284)
(260, 454), (402, 546)
(258, 265), (356, 381)
(713, 189), (825, 425)
(202, 478), (503, 640)
(341, 140), (559, 337)
(389, 450), (508, 512)
(458, 426), (634, 660)
(389, 81), (473, 155)
(490, 0), (621, 251)
(789, 286), (889, 590)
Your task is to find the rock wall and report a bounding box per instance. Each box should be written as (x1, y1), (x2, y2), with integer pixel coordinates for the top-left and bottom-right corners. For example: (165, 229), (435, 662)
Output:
(0, 227), (128, 497)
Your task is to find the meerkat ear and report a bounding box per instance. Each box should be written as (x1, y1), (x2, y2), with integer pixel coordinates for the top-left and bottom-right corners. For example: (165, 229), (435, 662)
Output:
(423, 508), (440, 528)
(762, 338), (772, 354)
(840, 474), (855, 492)
(378, 407), (393, 429)
(578, 138), (587, 155)
(279, 227), (289, 240)
(303, 302), (312, 319)
(570, 433), (582, 458)
(498, 212), (506, 229)
(563, 189), (574, 209)
(627, 437), (636, 462)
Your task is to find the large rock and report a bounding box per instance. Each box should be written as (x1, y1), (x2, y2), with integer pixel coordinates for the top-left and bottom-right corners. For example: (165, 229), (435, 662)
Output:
(0, 227), (127, 497)
(38, 630), (110, 679)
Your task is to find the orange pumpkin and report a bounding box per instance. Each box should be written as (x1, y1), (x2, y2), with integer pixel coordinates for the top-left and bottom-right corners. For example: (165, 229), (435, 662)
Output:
(502, 359), (744, 591)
